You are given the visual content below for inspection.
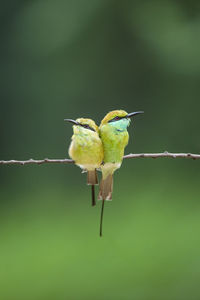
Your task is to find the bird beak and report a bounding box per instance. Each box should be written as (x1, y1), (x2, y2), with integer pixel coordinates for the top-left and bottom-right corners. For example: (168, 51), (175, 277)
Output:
(64, 119), (79, 125)
(127, 111), (144, 118)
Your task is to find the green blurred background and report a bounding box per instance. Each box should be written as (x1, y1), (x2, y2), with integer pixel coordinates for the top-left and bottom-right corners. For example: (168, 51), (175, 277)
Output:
(1, 0), (200, 299)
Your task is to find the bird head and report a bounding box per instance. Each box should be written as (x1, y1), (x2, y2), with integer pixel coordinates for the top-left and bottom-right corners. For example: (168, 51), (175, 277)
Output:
(64, 118), (99, 133)
(100, 110), (144, 130)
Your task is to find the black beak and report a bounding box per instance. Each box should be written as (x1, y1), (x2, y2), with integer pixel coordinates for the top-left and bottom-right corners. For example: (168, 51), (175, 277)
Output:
(127, 111), (144, 118)
(64, 119), (79, 125)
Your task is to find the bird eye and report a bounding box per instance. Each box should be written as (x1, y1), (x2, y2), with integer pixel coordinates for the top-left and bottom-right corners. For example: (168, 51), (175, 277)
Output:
(81, 124), (95, 131)
(82, 124), (88, 128)
(109, 116), (121, 123)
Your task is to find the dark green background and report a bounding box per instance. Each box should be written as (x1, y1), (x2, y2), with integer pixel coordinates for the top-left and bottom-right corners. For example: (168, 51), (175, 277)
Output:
(1, 1), (200, 299)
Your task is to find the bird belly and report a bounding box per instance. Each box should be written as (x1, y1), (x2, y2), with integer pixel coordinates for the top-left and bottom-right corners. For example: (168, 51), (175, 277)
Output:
(69, 134), (103, 171)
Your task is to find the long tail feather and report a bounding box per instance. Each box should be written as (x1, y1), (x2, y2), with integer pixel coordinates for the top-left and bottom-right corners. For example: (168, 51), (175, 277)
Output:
(98, 174), (113, 235)
(91, 185), (96, 206)
(100, 199), (105, 237)
(87, 170), (98, 206)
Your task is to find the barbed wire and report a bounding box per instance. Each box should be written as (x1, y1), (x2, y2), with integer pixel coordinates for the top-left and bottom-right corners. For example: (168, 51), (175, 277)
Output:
(0, 152), (199, 166)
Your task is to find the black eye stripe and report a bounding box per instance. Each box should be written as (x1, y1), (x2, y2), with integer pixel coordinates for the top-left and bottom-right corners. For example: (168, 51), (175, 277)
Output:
(108, 116), (125, 123)
(80, 124), (95, 131)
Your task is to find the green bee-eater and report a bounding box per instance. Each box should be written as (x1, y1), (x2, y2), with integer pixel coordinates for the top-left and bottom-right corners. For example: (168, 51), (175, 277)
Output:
(65, 118), (103, 206)
(98, 110), (144, 236)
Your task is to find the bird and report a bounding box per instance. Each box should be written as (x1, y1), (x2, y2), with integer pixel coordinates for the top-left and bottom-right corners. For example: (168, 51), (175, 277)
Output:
(65, 118), (103, 206)
(98, 110), (144, 236)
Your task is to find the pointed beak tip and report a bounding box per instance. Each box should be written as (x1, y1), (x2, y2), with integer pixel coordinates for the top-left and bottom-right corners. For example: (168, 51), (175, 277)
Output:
(64, 119), (78, 125)
(127, 111), (144, 118)
(135, 111), (144, 114)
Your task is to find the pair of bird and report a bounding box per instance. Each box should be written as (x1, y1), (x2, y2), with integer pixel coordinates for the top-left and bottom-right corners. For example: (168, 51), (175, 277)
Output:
(65, 110), (143, 236)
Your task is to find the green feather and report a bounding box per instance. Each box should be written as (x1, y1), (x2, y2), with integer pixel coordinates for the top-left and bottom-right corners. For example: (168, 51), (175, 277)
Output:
(100, 119), (130, 164)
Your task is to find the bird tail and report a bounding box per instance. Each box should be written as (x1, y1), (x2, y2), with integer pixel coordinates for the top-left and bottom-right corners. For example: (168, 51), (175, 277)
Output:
(87, 170), (98, 206)
(98, 163), (120, 236)
(87, 170), (98, 185)
(98, 173), (113, 237)
(98, 173), (113, 201)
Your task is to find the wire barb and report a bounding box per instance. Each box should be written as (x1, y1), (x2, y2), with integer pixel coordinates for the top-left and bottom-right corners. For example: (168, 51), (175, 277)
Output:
(0, 158), (74, 165)
(100, 199), (105, 237)
(123, 152), (200, 160)
(0, 152), (200, 165)
(91, 185), (96, 206)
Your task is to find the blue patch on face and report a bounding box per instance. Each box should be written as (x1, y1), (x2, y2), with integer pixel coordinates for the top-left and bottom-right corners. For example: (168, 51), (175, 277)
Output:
(109, 118), (131, 131)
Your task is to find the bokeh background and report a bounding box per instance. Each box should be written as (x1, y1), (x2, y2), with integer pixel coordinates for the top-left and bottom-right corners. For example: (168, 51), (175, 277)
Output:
(1, 0), (200, 299)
